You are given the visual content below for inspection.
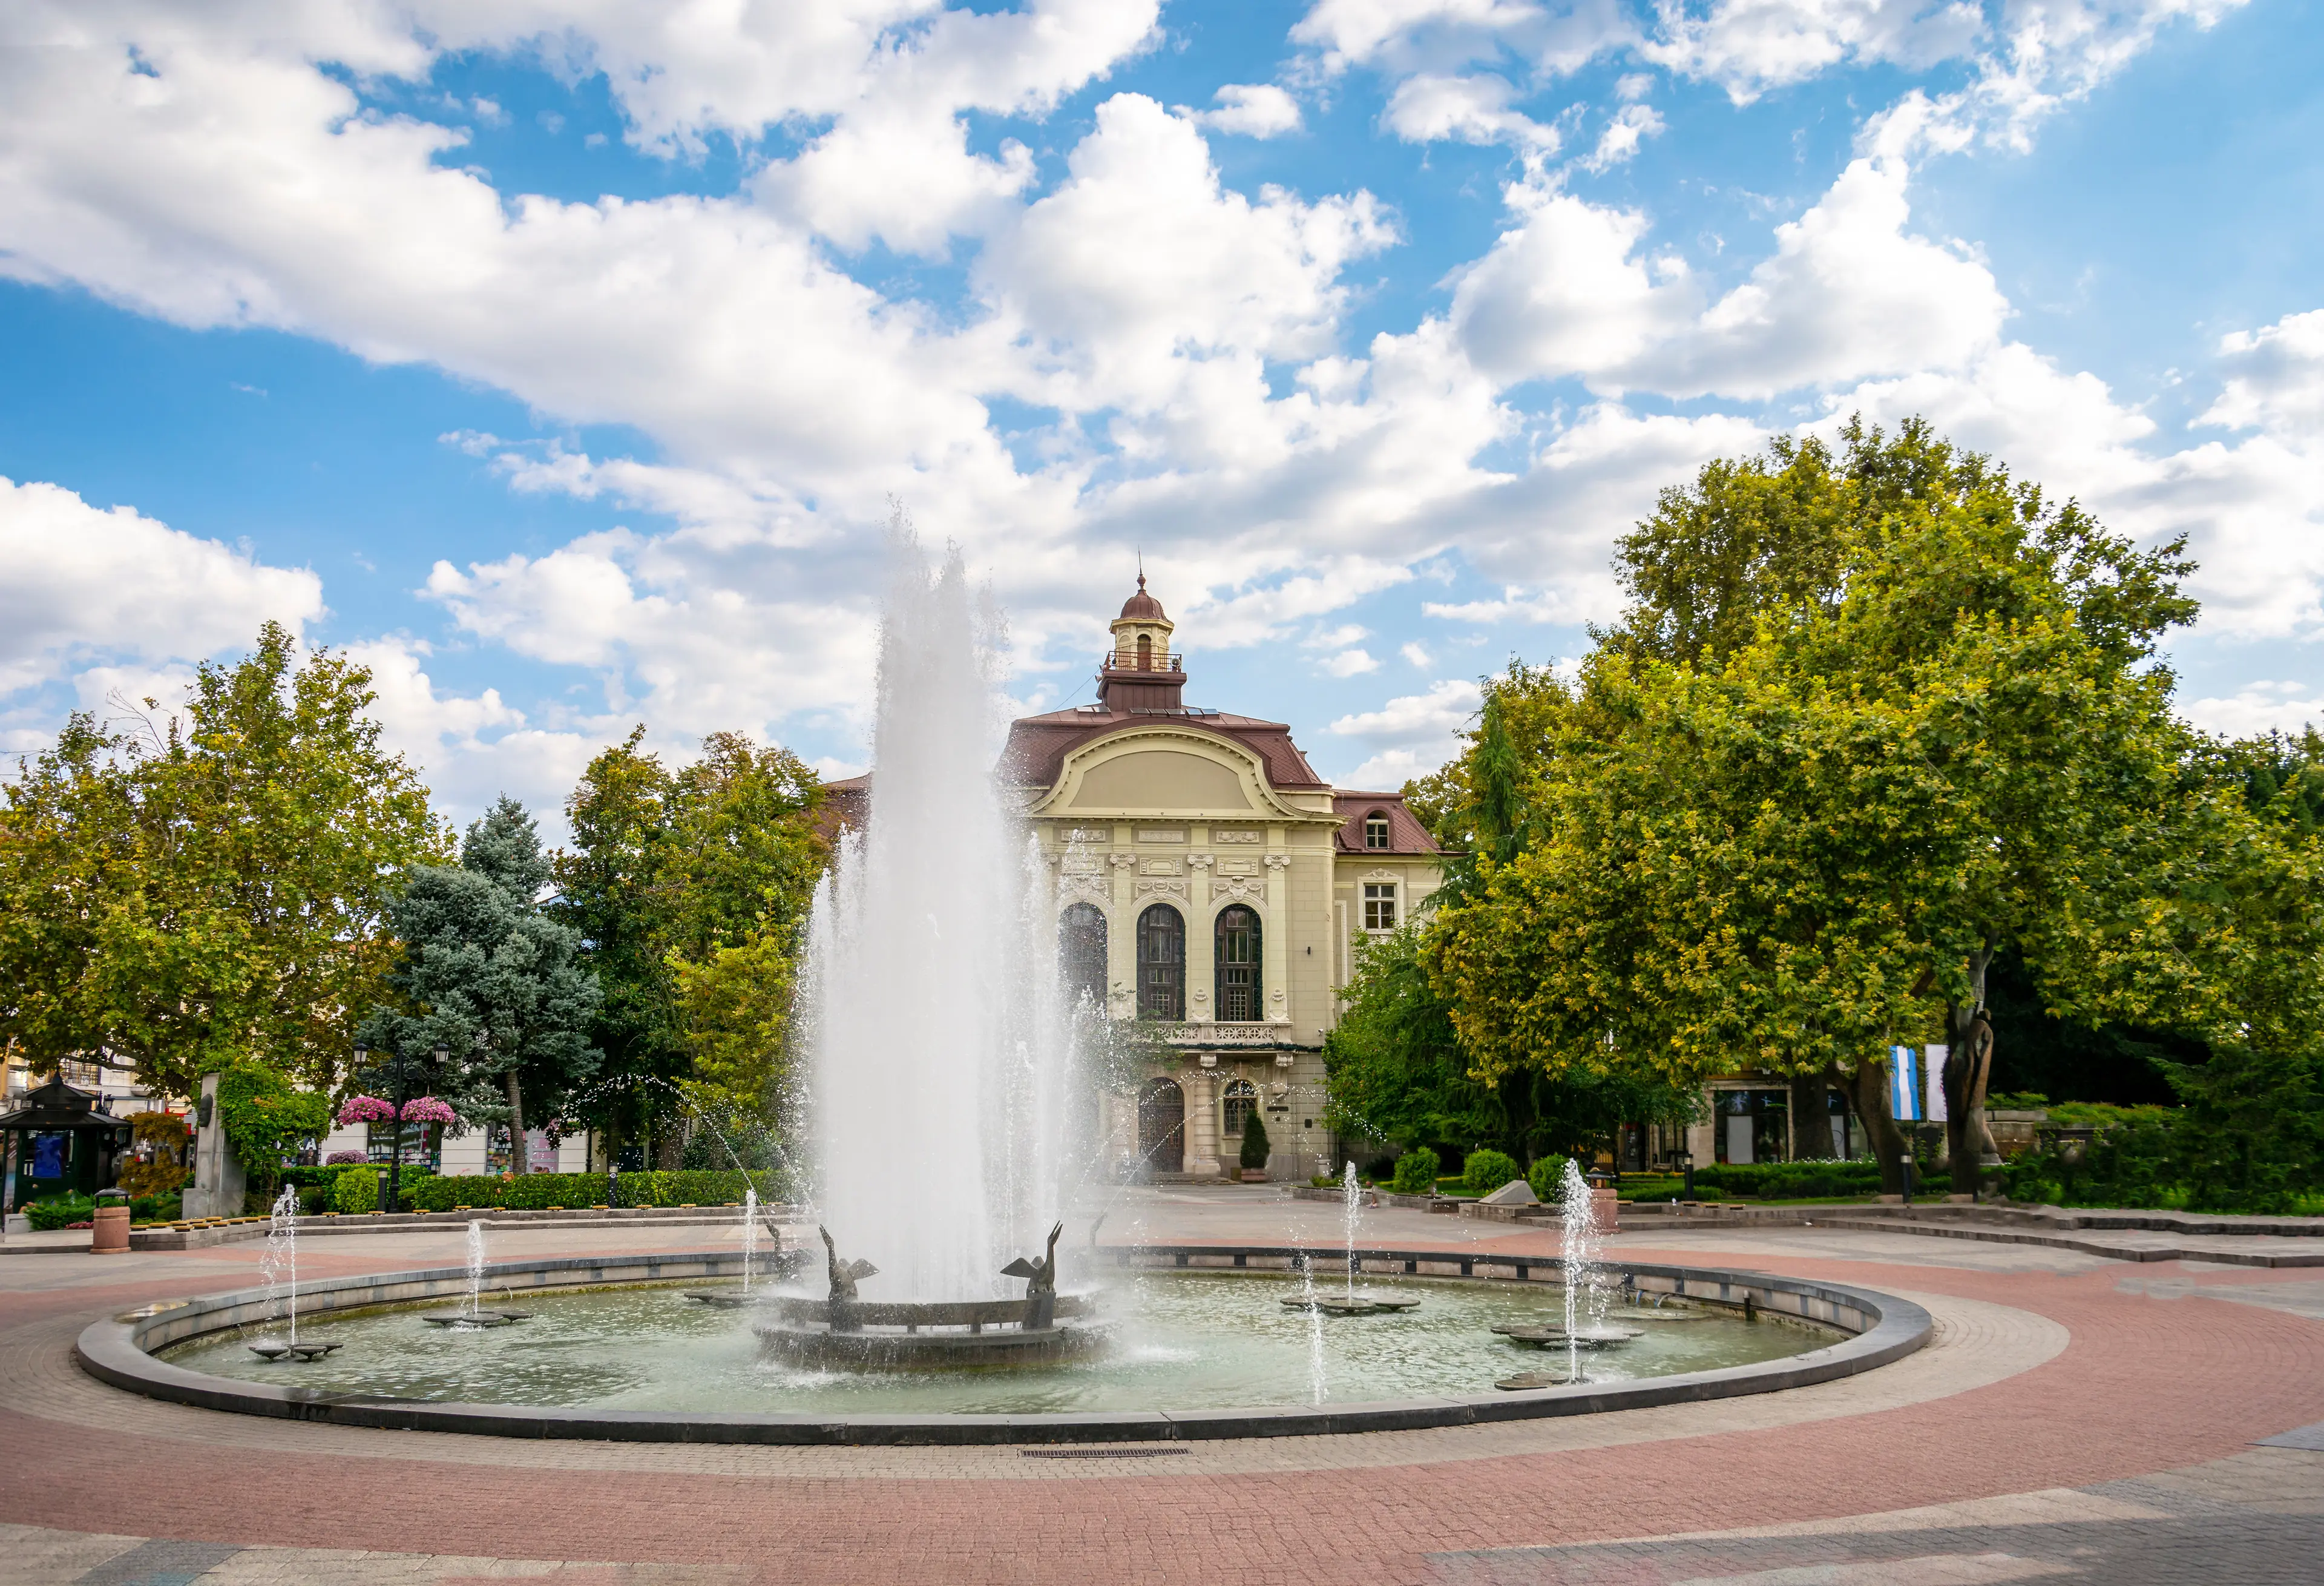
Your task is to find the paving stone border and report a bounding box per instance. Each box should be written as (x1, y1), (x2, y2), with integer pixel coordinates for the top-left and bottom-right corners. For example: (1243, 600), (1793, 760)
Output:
(72, 1245), (1929, 1446)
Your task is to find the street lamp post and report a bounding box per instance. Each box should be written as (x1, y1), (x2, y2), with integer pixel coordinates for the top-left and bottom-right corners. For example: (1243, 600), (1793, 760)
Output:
(361, 1040), (447, 1214)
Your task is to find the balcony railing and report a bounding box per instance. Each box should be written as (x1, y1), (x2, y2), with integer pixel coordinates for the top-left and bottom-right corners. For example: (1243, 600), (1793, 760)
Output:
(1102, 651), (1183, 674)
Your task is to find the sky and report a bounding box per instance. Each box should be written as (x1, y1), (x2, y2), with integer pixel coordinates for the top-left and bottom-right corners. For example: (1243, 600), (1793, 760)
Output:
(2, 0), (2319, 830)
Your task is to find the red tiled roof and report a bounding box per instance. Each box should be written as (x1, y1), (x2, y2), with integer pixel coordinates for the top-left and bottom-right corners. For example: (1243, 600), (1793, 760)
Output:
(1331, 791), (1442, 855)
(1001, 706), (1327, 792)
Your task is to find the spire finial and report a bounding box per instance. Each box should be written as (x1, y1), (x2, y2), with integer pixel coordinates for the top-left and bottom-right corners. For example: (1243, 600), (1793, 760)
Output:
(1137, 551), (1144, 593)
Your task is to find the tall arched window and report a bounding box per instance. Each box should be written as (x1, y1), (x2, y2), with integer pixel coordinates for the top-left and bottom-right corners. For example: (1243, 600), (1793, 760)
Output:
(1137, 903), (1184, 1020)
(1135, 632), (1153, 669)
(1215, 904), (1261, 1022)
(1058, 903), (1107, 1010)
(1221, 1078), (1257, 1138)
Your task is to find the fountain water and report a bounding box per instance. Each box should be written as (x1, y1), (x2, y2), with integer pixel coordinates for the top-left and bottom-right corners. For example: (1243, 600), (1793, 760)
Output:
(466, 1219), (487, 1320)
(1342, 1160), (1362, 1306)
(1560, 1158), (1607, 1381)
(1295, 1252), (1328, 1404)
(249, 1186), (341, 1360)
(741, 1188), (760, 1294)
(803, 533), (1079, 1300)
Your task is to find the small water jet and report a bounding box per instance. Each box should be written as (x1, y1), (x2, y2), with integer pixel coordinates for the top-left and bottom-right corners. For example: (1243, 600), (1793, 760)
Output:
(421, 1220), (530, 1328)
(249, 1187), (341, 1361)
(1557, 1159), (1610, 1383)
(1279, 1161), (1417, 1315)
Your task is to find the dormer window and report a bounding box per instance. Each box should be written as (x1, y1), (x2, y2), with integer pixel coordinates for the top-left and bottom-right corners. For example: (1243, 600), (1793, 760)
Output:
(1364, 812), (1391, 849)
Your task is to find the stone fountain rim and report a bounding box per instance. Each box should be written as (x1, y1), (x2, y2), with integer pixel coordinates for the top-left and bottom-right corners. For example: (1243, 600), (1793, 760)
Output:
(73, 1245), (1931, 1446)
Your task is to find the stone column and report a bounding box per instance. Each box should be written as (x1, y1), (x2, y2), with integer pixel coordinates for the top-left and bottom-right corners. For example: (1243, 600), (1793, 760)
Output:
(182, 1071), (245, 1220)
(1184, 1067), (1221, 1179)
(1108, 854), (1137, 1017)
(1262, 854), (1292, 1024)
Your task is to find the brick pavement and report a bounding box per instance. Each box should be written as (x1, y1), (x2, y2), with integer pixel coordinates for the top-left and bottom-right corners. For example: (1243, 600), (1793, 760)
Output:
(0, 1195), (2319, 1582)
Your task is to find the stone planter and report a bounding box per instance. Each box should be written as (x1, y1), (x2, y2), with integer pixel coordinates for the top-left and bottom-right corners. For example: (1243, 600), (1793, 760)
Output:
(1239, 1170), (1268, 1183)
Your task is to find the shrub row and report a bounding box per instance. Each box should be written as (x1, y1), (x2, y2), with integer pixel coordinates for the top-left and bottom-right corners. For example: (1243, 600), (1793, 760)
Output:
(401, 1168), (776, 1213)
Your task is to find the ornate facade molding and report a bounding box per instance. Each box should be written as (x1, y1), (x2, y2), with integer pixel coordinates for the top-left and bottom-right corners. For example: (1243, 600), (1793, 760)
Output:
(1210, 877), (1263, 903)
(1134, 878), (1188, 901)
(1057, 873), (1108, 905)
(1262, 854), (1292, 870)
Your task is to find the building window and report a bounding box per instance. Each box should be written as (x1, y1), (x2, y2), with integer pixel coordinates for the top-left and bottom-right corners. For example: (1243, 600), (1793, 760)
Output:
(1058, 903), (1108, 1010)
(1362, 882), (1397, 931)
(1221, 1079), (1257, 1137)
(1214, 904), (1261, 1021)
(1364, 811), (1390, 849)
(1137, 903), (1184, 1020)
(1135, 632), (1152, 669)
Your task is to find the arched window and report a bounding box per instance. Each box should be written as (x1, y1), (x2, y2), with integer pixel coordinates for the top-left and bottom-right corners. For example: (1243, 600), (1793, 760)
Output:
(1364, 811), (1391, 849)
(1214, 904), (1261, 1022)
(1221, 1078), (1257, 1137)
(1137, 903), (1184, 1020)
(1058, 903), (1107, 1010)
(1135, 631), (1153, 669)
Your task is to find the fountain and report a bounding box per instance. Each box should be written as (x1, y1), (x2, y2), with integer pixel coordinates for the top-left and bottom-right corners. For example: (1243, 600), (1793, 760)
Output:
(1494, 1159), (1637, 1389)
(750, 533), (1096, 1370)
(248, 1186), (340, 1361)
(421, 1220), (530, 1328)
(1281, 1160), (1417, 1317)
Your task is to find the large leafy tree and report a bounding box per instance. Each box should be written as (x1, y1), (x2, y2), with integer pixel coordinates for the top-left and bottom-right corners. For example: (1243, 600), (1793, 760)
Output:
(551, 728), (824, 1165)
(1430, 421), (2221, 1193)
(358, 798), (601, 1172)
(0, 623), (445, 1097)
(1324, 924), (1695, 1167)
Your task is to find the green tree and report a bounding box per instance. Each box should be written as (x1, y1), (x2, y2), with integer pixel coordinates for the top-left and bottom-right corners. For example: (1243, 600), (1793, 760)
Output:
(1324, 924), (1693, 1168)
(551, 728), (824, 1163)
(1431, 421), (2215, 1193)
(0, 622), (445, 1097)
(359, 798), (602, 1172)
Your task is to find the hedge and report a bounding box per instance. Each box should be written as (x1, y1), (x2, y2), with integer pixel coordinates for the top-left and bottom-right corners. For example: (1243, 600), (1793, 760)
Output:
(1461, 1149), (1520, 1198)
(1632, 1160), (1892, 1200)
(407, 1169), (773, 1213)
(1388, 1148), (1439, 1196)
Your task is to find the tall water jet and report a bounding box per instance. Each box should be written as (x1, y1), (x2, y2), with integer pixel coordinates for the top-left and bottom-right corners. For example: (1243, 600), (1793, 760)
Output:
(466, 1220), (487, 1320)
(1560, 1159), (1607, 1382)
(1341, 1160), (1362, 1306)
(258, 1186), (299, 1344)
(804, 533), (1078, 1300)
(741, 1188), (760, 1294)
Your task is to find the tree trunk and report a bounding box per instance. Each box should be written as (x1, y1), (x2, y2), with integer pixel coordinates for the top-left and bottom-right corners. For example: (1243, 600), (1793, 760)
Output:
(1787, 1072), (1824, 1160)
(504, 1070), (528, 1176)
(1833, 1059), (1909, 1194)
(1944, 946), (2001, 1196)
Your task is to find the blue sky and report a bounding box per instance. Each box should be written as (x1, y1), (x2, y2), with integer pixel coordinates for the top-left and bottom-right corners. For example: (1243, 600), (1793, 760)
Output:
(2, 0), (2319, 828)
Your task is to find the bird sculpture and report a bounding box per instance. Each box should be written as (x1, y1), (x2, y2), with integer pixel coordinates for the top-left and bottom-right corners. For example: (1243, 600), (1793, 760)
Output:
(1002, 1220), (1065, 1331)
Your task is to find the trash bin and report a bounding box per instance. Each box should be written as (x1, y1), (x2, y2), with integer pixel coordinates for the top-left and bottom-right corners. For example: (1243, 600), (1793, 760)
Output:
(91, 1190), (131, 1254)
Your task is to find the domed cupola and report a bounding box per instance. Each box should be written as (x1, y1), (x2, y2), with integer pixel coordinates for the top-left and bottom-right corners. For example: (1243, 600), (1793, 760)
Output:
(1099, 571), (1184, 709)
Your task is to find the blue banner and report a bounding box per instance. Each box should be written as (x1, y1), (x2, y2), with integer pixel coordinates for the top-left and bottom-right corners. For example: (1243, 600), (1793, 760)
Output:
(1888, 1045), (1923, 1122)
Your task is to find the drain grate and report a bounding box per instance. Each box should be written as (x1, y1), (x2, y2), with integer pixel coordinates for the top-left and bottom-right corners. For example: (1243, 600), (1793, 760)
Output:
(1019, 1446), (1190, 1459)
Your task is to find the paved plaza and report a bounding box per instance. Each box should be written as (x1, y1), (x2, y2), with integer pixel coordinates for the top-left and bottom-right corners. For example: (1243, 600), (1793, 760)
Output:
(3, 1189), (2321, 1583)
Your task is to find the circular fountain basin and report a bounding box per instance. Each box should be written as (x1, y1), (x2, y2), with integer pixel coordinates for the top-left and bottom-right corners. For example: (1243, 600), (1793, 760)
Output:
(76, 1245), (1929, 1444)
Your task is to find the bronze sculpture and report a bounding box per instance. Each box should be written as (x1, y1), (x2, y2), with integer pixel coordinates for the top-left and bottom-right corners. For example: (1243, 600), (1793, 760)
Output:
(1002, 1220), (1064, 1331)
(818, 1225), (879, 1332)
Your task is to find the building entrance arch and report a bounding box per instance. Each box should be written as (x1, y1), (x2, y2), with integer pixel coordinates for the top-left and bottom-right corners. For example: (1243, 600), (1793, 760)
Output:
(1136, 1077), (1185, 1176)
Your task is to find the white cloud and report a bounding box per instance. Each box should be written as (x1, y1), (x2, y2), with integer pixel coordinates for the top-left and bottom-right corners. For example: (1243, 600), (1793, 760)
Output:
(2201, 309), (2324, 440)
(1382, 73), (1559, 152)
(1400, 640), (1433, 666)
(1321, 648), (1382, 676)
(1453, 153), (2007, 399)
(1644, 0), (1986, 101)
(1186, 83), (1304, 137)
(0, 476), (323, 696)
(2178, 679), (2324, 740)
(1577, 102), (1665, 171)
(1330, 676), (1481, 785)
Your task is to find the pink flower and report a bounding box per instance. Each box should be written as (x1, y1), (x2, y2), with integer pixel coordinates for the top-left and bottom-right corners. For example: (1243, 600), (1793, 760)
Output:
(335, 1095), (396, 1125)
(399, 1096), (456, 1125)
(326, 1150), (368, 1165)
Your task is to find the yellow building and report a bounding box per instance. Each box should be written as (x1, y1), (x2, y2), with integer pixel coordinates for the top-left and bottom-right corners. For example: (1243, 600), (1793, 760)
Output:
(1003, 577), (1446, 1182)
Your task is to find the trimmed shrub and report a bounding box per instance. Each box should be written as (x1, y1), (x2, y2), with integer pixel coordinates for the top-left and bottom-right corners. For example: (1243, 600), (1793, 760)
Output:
(1462, 1149), (1520, 1199)
(1389, 1147), (1439, 1195)
(27, 1194), (96, 1231)
(1239, 1113), (1271, 1171)
(1526, 1156), (1572, 1202)
(407, 1168), (773, 1214)
(333, 1167), (380, 1215)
